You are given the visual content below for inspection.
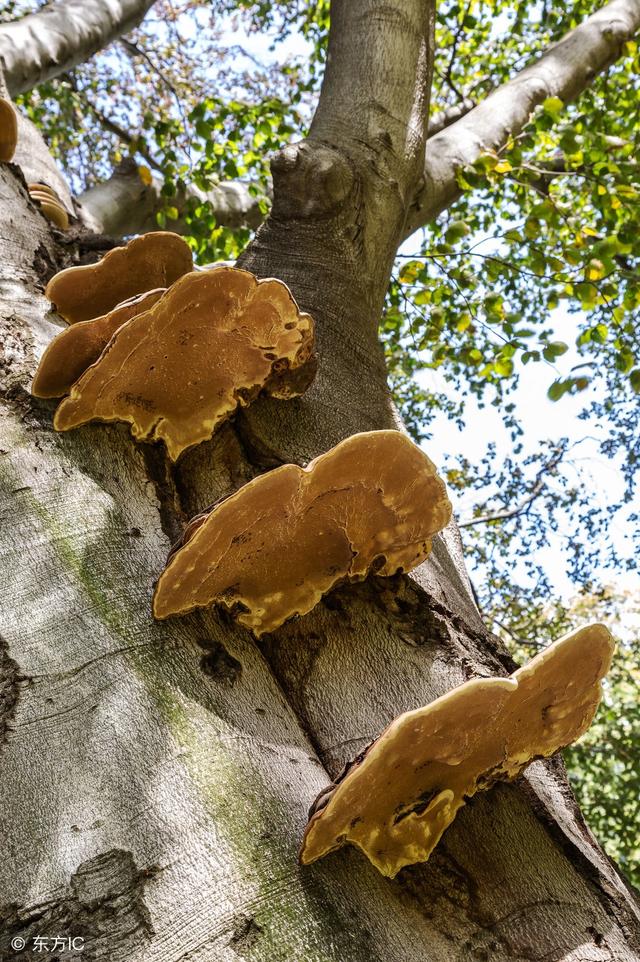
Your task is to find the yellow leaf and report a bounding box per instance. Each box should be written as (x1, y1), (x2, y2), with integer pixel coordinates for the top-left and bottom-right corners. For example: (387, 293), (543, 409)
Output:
(138, 165), (153, 186)
(586, 259), (605, 281)
(611, 195), (622, 209)
(597, 184), (607, 196)
(399, 261), (421, 283)
(494, 160), (513, 174)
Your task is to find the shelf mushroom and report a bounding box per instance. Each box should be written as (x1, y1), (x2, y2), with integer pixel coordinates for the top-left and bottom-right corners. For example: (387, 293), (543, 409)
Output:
(299, 622), (614, 877)
(153, 430), (452, 633)
(45, 231), (193, 323)
(28, 182), (69, 230)
(0, 98), (18, 161)
(32, 289), (165, 398)
(52, 267), (316, 460)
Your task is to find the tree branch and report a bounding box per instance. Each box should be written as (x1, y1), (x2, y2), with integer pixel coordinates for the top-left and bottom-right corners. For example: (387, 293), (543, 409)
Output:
(427, 98), (476, 137)
(458, 482), (546, 527)
(459, 448), (565, 529)
(0, 0), (157, 97)
(405, 0), (640, 236)
(89, 105), (164, 173)
(77, 159), (265, 236)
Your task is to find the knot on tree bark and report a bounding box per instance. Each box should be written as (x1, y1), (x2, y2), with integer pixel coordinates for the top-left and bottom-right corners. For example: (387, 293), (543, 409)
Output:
(270, 141), (355, 221)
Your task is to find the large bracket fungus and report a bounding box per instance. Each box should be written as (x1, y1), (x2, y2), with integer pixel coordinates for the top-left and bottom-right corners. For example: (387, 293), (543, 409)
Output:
(0, 98), (17, 161)
(52, 267), (316, 460)
(32, 289), (165, 399)
(45, 231), (193, 323)
(153, 430), (452, 634)
(299, 622), (614, 877)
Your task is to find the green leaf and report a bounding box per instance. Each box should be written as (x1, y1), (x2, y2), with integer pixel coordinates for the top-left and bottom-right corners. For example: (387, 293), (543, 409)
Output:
(543, 341), (569, 361)
(495, 358), (515, 377)
(399, 261), (421, 283)
(445, 219), (470, 243)
(592, 323), (609, 344)
(542, 96), (564, 117)
(412, 288), (430, 306)
(547, 380), (567, 401)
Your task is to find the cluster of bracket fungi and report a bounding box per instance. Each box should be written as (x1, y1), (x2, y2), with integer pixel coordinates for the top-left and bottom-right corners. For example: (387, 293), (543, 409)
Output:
(14, 133), (613, 877)
(36, 232), (316, 460)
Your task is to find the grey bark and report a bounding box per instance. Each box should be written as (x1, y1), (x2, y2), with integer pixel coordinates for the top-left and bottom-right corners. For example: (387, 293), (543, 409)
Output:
(405, 0), (640, 235)
(0, 0), (157, 97)
(0, 1), (639, 961)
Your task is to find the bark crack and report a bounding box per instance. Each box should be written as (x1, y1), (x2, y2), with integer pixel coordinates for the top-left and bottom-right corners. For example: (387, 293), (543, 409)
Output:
(0, 633), (20, 750)
(0, 849), (157, 961)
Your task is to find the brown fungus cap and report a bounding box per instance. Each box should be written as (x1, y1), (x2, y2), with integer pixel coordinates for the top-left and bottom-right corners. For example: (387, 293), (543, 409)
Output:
(53, 268), (315, 460)
(0, 99), (18, 161)
(31, 288), (165, 399)
(45, 231), (193, 323)
(152, 430), (452, 634)
(299, 622), (614, 877)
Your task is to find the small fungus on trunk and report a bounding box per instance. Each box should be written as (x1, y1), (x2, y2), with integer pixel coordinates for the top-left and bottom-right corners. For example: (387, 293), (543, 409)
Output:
(53, 267), (316, 460)
(28, 182), (69, 229)
(45, 231), (193, 323)
(32, 289), (166, 398)
(299, 622), (614, 877)
(152, 430), (452, 633)
(0, 99), (17, 161)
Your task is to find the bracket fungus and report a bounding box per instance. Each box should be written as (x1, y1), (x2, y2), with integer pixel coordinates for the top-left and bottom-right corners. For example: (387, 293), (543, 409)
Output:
(32, 289), (165, 399)
(28, 182), (70, 230)
(53, 267), (316, 460)
(152, 430), (452, 633)
(299, 622), (614, 877)
(0, 98), (17, 161)
(45, 231), (193, 323)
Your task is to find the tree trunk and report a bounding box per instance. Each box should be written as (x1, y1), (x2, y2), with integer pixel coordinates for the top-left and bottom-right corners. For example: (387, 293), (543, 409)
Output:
(1, 2), (639, 960)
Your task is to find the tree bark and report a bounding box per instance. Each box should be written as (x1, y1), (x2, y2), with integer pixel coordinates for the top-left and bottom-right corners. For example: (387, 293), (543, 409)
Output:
(0, 0), (157, 97)
(77, 159), (265, 237)
(0, 2), (639, 961)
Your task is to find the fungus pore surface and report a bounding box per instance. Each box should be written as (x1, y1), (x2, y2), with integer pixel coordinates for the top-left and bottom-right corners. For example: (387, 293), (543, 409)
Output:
(32, 289), (166, 399)
(152, 430), (452, 633)
(45, 231), (193, 322)
(299, 622), (614, 877)
(53, 268), (315, 460)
